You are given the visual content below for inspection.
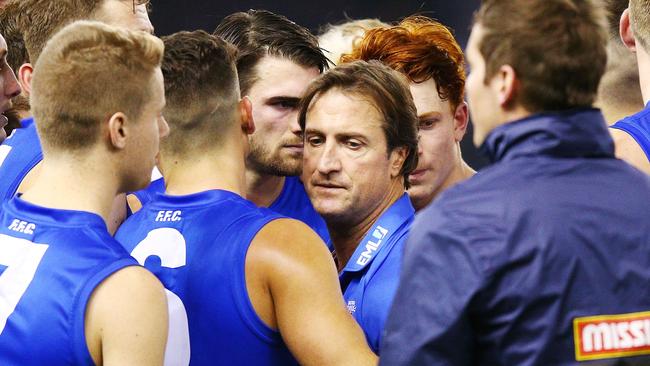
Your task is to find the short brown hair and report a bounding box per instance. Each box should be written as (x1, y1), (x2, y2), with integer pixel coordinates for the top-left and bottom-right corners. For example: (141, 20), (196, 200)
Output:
(341, 15), (465, 111)
(475, 0), (608, 112)
(213, 9), (329, 95)
(31, 20), (163, 151)
(15, 0), (104, 62)
(0, 2), (29, 73)
(298, 60), (419, 188)
(630, 0), (650, 49)
(161, 30), (240, 156)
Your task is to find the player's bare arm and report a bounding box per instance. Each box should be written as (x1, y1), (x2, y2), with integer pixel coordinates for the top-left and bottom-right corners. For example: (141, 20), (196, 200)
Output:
(85, 266), (169, 366)
(246, 218), (378, 366)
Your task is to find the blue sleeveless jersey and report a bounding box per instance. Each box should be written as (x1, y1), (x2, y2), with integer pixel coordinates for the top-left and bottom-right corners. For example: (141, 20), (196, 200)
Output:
(269, 176), (330, 245)
(0, 197), (137, 365)
(339, 193), (414, 353)
(611, 102), (650, 161)
(132, 177), (165, 208)
(115, 189), (298, 365)
(132, 176), (331, 245)
(0, 118), (43, 201)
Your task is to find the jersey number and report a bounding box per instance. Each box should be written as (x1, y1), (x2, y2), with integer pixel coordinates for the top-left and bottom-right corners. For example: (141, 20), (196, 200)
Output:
(0, 234), (49, 334)
(131, 228), (190, 366)
(0, 145), (11, 169)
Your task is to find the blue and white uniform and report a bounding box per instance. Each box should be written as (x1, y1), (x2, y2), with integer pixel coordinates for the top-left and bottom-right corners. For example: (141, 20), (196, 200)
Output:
(339, 193), (414, 353)
(611, 102), (650, 161)
(132, 176), (330, 244)
(269, 176), (330, 244)
(0, 197), (137, 365)
(0, 118), (42, 201)
(115, 189), (298, 365)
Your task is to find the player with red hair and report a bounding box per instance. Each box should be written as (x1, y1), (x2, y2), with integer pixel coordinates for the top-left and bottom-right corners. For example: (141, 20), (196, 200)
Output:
(342, 15), (474, 211)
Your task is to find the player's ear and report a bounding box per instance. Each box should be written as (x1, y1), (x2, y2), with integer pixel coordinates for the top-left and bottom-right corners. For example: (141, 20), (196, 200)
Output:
(18, 63), (33, 97)
(493, 64), (519, 108)
(620, 8), (636, 51)
(239, 96), (255, 135)
(107, 112), (128, 149)
(452, 102), (470, 142)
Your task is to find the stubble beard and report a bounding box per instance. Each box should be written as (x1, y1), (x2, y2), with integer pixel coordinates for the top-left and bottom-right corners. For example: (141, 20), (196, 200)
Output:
(247, 140), (302, 177)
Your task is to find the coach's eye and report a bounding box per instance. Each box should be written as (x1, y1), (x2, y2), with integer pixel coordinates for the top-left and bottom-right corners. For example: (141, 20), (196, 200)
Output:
(307, 136), (324, 146)
(345, 139), (362, 150)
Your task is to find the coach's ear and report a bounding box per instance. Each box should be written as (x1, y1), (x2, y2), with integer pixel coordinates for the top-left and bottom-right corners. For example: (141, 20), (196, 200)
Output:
(620, 8), (636, 52)
(239, 96), (255, 135)
(18, 63), (33, 97)
(389, 146), (408, 179)
(107, 112), (128, 149)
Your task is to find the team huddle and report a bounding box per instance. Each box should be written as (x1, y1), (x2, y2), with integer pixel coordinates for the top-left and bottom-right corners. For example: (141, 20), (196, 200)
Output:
(1, 0), (650, 365)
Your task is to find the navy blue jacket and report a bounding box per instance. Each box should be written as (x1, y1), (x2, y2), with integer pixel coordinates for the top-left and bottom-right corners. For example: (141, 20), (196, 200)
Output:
(380, 109), (650, 365)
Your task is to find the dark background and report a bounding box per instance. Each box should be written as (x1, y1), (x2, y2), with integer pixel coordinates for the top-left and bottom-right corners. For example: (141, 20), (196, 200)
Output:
(149, 0), (488, 169)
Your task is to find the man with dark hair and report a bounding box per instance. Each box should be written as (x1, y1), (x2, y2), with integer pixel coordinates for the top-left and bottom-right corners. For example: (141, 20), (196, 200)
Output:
(0, 20), (168, 365)
(381, 0), (650, 364)
(116, 30), (377, 366)
(342, 15), (475, 211)
(610, 0), (650, 173)
(0, 0), (154, 234)
(208, 9), (331, 243)
(299, 60), (418, 353)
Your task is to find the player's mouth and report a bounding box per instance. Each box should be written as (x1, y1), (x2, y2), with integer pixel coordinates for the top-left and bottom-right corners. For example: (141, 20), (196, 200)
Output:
(283, 143), (304, 153)
(409, 168), (429, 183)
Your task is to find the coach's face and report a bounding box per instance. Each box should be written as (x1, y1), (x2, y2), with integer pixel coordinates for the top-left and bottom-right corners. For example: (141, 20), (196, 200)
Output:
(303, 89), (404, 225)
(94, 0), (154, 34)
(246, 56), (320, 177)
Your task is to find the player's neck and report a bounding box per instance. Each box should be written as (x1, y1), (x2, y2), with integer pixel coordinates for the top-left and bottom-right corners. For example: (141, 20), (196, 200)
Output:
(637, 47), (650, 105)
(329, 181), (404, 272)
(428, 149), (475, 207)
(161, 150), (246, 197)
(245, 169), (285, 207)
(20, 154), (118, 225)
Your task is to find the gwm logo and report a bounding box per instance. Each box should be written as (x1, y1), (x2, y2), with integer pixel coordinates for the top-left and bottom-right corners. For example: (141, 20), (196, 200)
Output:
(574, 311), (650, 361)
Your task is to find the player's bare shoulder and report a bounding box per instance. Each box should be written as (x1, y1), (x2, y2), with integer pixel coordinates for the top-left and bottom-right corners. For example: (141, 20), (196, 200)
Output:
(248, 218), (333, 272)
(610, 128), (650, 174)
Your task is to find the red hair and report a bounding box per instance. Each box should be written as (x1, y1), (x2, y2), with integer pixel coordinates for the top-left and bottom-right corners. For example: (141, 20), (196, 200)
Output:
(341, 16), (465, 109)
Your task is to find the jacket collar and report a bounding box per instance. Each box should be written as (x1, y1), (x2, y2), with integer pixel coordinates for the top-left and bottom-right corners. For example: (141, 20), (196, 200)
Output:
(479, 108), (614, 164)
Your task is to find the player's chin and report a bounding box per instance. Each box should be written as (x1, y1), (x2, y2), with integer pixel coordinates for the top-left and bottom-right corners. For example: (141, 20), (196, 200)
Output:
(0, 127), (6, 144)
(276, 160), (302, 176)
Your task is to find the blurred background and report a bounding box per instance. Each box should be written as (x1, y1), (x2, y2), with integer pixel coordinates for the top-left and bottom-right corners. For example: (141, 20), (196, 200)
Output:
(150, 0), (488, 169)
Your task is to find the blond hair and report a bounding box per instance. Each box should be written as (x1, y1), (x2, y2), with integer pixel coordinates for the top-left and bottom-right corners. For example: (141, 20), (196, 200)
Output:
(31, 20), (164, 151)
(318, 18), (390, 66)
